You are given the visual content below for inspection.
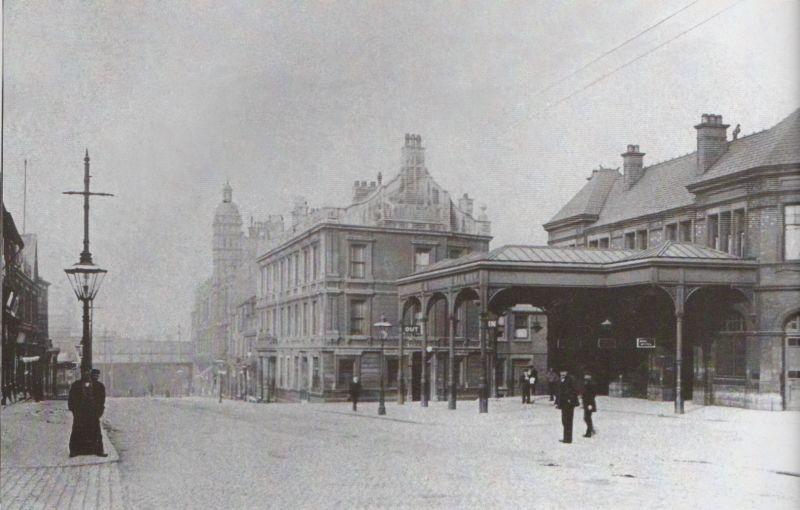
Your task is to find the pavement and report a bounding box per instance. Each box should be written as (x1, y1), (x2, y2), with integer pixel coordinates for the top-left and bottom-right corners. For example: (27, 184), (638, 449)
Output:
(0, 401), (125, 510)
(2, 396), (799, 509)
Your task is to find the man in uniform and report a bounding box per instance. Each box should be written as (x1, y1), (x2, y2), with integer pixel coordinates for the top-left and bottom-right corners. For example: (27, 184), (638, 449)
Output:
(557, 370), (579, 444)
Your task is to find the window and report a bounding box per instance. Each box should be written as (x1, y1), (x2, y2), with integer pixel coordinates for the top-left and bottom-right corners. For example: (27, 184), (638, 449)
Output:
(787, 313), (800, 333)
(716, 337), (747, 378)
(719, 211), (732, 253)
(588, 239), (599, 249)
(636, 230), (648, 249)
(295, 305), (300, 336)
(350, 299), (367, 335)
(302, 249), (309, 283)
(785, 205), (800, 260)
(665, 223), (677, 241)
(312, 244), (319, 280)
(733, 209), (746, 256)
(338, 358), (355, 387)
(302, 302), (309, 336)
(513, 313), (528, 339)
(415, 248), (432, 271)
(624, 232), (636, 249)
(448, 248), (463, 259)
(599, 237), (610, 249)
(679, 220), (693, 242)
(708, 214), (719, 250)
(350, 244), (366, 278)
(293, 253), (300, 286)
(312, 300), (318, 335)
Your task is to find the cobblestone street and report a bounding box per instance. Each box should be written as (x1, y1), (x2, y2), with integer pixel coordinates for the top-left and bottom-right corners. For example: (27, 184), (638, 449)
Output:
(104, 396), (798, 509)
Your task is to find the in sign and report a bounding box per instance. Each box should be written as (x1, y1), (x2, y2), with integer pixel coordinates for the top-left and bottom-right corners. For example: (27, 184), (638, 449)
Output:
(636, 337), (656, 349)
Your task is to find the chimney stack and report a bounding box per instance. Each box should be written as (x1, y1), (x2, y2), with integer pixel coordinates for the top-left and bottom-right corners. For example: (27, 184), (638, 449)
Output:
(695, 113), (729, 175)
(621, 144), (645, 190)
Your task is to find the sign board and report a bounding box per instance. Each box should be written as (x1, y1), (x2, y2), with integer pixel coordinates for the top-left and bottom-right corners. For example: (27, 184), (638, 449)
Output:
(636, 337), (657, 349)
(487, 320), (497, 328)
(404, 325), (421, 336)
(597, 337), (617, 349)
(217, 371), (227, 376)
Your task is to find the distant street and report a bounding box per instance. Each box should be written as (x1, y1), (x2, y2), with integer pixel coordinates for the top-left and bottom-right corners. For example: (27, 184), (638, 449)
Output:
(106, 397), (800, 509)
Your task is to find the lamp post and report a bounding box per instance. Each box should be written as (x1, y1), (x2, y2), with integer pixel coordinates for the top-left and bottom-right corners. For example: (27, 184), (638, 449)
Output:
(479, 312), (489, 413)
(419, 315), (428, 407)
(215, 359), (226, 404)
(374, 315), (391, 416)
(63, 151), (113, 372)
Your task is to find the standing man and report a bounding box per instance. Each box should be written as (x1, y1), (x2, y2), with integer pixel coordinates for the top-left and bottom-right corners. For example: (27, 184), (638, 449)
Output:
(558, 370), (579, 444)
(349, 375), (362, 412)
(528, 368), (538, 404)
(519, 370), (530, 404)
(68, 368), (107, 457)
(582, 372), (597, 438)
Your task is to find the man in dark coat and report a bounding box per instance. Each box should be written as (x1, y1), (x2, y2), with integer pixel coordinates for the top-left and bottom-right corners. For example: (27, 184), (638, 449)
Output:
(519, 371), (530, 404)
(558, 370), (579, 443)
(582, 373), (597, 437)
(68, 368), (107, 457)
(348, 376), (362, 412)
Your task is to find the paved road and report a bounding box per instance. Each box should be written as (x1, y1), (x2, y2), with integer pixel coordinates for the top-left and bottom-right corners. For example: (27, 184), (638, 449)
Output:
(107, 396), (800, 509)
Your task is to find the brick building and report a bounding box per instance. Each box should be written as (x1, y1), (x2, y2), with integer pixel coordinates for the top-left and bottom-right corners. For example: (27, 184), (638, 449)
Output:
(399, 110), (799, 412)
(254, 134), (492, 402)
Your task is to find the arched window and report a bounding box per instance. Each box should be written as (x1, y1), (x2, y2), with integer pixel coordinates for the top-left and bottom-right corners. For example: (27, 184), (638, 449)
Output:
(786, 313), (800, 334)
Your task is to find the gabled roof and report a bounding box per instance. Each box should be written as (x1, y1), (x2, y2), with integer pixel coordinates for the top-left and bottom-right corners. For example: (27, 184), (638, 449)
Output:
(545, 108), (800, 230)
(411, 241), (738, 277)
(545, 168), (619, 226)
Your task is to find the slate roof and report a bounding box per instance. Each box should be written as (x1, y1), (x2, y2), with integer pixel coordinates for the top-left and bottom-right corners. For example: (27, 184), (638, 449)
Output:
(546, 168), (619, 224)
(546, 108), (800, 229)
(411, 241), (738, 276)
(692, 108), (800, 184)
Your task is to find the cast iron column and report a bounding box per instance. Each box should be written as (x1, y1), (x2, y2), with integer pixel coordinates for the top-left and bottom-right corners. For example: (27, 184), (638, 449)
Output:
(398, 321), (405, 405)
(675, 311), (685, 414)
(420, 316), (428, 407)
(479, 312), (488, 413)
(448, 314), (457, 410)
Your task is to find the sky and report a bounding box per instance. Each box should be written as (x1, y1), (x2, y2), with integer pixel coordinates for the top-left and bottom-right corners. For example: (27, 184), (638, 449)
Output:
(2, 0), (798, 339)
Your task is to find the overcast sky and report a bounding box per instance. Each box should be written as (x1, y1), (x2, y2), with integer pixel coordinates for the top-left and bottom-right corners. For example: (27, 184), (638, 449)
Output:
(2, 0), (798, 339)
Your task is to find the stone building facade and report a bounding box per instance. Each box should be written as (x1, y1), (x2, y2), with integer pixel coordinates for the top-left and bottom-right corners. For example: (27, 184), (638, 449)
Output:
(541, 110), (800, 410)
(254, 134), (492, 402)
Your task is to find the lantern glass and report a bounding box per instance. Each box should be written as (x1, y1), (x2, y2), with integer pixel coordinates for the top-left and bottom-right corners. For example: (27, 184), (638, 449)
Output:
(64, 263), (107, 300)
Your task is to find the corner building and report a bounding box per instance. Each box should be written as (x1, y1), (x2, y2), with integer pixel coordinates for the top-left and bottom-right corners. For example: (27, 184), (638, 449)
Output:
(399, 110), (800, 411)
(255, 135), (492, 402)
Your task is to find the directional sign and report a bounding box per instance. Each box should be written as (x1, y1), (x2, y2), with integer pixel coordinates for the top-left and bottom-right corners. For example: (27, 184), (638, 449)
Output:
(597, 337), (617, 349)
(636, 337), (657, 349)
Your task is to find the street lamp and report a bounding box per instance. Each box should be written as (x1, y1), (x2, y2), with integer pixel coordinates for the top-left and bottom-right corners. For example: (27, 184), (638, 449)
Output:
(479, 312), (489, 413)
(374, 315), (391, 416)
(63, 150), (113, 372)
